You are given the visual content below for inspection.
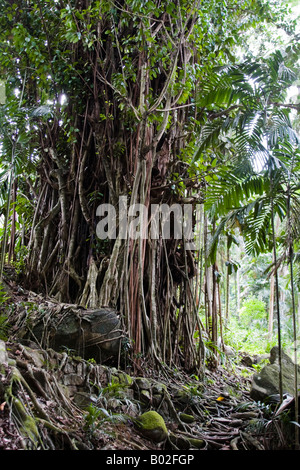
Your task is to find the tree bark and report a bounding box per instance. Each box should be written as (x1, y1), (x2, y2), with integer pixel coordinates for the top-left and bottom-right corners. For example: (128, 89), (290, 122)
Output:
(15, 1), (206, 372)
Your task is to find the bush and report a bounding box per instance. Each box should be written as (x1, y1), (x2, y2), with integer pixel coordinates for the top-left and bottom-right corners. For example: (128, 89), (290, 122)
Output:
(224, 317), (267, 355)
(239, 296), (267, 329)
(224, 297), (270, 355)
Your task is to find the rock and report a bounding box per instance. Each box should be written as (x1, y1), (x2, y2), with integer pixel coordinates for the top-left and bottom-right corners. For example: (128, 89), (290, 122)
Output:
(22, 346), (45, 368)
(254, 354), (269, 364)
(269, 346), (296, 366)
(22, 307), (124, 364)
(250, 346), (300, 402)
(179, 413), (195, 424)
(134, 377), (151, 390)
(140, 389), (151, 404)
(241, 354), (254, 367)
(0, 340), (8, 365)
(117, 371), (133, 386)
(107, 397), (121, 410)
(152, 382), (167, 394)
(186, 437), (205, 449)
(73, 392), (97, 409)
(134, 411), (168, 443)
(152, 394), (162, 407)
(241, 352), (269, 368)
(172, 387), (192, 404)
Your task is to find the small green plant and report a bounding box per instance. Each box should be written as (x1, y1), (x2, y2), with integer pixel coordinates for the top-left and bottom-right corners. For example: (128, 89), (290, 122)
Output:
(0, 313), (10, 340)
(83, 403), (127, 437)
(87, 358), (96, 364)
(203, 338), (224, 365)
(100, 378), (128, 399)
(0, 282), (10, 304)
(252, 358), (269, 372)
(83, 404), (105, 435)
(182, 383), (201, 397)
(240, 367), (254, 378)
(12, 245), (29, 275)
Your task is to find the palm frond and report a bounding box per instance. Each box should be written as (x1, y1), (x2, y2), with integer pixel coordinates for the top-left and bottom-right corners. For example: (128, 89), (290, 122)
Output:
(205, 170), (266, 216)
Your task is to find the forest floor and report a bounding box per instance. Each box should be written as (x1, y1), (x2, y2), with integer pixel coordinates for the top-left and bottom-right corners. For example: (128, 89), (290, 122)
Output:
(0, 273), (294, 452)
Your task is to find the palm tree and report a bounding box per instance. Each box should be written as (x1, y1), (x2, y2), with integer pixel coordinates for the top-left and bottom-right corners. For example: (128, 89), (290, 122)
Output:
(194, 46), (300, 265)
(0, 87), (36, 279)
(193, 47), (300, 410)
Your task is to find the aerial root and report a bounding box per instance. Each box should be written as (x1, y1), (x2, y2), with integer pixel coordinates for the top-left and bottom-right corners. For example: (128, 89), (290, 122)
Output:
(2, 361), (86, 450)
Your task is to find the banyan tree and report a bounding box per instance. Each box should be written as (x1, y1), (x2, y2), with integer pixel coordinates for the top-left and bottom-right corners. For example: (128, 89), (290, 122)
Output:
(0, 0), (282, 371)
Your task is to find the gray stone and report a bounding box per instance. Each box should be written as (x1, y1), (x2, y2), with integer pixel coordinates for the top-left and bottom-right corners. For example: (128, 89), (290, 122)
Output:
(25, 307), (124, 364)
(134, 377), (151, 390)
(107, 397), (121, 410)
(117, 371), (133, 386)
(73, 392), (97, 409)
(254, 354), (269, 364)
(172, 387), (191, 404)
(250, 346), (300, 402)
(140, 389), (151, 404)
(22, 346), (45, 368)
(0, 340), (8, 365)
(152, 383), (167, 394)
(63, 373), (85, 386)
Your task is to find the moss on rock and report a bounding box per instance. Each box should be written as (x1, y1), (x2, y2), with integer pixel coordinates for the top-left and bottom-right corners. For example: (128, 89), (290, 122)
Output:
(118, 371), (133, 386)
(179, 413), (195, 424)
(135, 377), (151, 390)
(187, 437), (205, 449)
(134, 410), (168, 443)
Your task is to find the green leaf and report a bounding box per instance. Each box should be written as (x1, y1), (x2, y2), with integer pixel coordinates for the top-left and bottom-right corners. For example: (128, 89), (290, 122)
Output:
(0, 80), (6, 104)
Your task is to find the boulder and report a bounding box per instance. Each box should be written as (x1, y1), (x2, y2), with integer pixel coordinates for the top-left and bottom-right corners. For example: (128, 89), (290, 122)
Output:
(20, 306), (124, 364)
(250, 346), (300, 403)
(134, 411), (168, 443)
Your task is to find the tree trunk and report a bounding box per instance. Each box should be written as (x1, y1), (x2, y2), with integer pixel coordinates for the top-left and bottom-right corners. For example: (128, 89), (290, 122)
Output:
(21, 1), (204, 372)
(268, 272), (275, 340)
(236, 269), (240, 316)
(225, 237), (230, 322)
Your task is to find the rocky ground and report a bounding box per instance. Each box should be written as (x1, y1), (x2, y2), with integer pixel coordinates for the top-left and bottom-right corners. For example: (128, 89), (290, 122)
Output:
(0, 337), (293, 451)
(0, 279), (296, 451)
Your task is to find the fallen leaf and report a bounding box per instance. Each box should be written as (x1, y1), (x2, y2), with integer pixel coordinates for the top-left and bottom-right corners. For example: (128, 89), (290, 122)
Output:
(0, 402), (6, 411)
